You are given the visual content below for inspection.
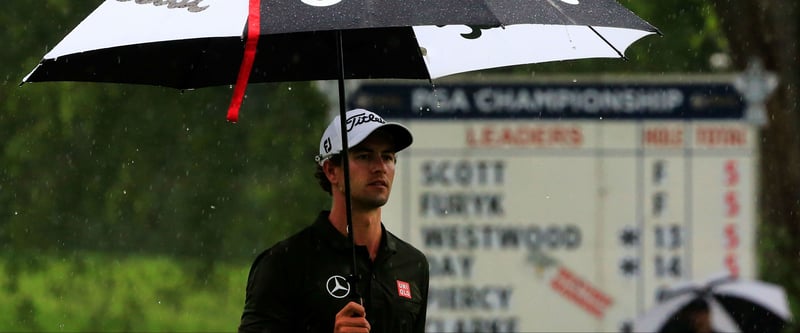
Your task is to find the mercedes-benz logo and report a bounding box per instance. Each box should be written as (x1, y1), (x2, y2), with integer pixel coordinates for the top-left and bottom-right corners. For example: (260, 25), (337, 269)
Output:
(326, 275), (351, 299)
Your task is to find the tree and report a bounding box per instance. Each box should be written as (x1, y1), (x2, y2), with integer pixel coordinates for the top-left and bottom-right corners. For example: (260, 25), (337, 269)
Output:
(710, 1), (800, 331)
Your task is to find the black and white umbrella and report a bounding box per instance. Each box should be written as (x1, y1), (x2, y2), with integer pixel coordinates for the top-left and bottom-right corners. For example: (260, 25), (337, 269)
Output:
(633, 276), (792, 333)
(23, 0), (659, 119)
(22, 0), (658, 296)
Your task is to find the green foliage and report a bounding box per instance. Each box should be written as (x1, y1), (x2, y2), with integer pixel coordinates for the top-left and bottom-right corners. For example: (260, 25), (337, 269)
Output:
(757, 221), (800, 333)
(0, 252), (247, 331)
(1, 81), (331, 261)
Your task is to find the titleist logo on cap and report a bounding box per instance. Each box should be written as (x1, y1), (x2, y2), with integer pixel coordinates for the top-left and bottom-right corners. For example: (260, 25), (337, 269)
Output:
(346, 112), (385, 131)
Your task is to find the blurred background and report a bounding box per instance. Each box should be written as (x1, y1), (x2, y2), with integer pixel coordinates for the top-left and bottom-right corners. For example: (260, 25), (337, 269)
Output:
(1, 0), (797, 332)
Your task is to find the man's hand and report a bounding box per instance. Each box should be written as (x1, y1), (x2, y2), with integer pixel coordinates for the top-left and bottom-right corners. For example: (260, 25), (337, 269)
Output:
(334, 301), (371, 333)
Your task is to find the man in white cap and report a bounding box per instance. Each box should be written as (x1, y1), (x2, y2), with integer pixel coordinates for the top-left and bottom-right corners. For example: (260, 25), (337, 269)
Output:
(239, 109), (429, 333)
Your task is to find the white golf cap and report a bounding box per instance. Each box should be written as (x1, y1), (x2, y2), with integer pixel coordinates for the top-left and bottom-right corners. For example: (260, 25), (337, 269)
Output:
(315, 109), (413, 165)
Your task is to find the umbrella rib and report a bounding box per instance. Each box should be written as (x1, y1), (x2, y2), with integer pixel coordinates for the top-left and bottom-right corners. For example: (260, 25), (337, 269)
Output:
(588, 25), (627, 60)
(539, 0), (629, 61)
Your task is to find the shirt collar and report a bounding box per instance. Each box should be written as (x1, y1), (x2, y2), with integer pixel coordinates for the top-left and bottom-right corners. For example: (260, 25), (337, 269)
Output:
(313, 210), (397, 255)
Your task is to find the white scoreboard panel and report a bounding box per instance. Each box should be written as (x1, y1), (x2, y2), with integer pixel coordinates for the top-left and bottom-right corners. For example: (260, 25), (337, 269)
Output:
(351, 79), (757, 332)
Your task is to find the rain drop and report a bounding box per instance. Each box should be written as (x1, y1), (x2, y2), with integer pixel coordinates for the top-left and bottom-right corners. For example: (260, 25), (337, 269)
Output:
(545, 195), (551, 199)
(431, 83), (439, 110)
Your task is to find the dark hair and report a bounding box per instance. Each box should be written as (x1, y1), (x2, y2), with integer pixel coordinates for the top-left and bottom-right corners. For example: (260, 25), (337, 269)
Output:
(315, 154), (341, 195)
(661, 298), (710, 333)
(683, 298), (710, 313)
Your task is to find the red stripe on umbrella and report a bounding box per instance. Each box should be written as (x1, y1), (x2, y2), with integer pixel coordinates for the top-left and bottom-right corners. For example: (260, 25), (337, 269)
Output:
(227, 0), (262, 123)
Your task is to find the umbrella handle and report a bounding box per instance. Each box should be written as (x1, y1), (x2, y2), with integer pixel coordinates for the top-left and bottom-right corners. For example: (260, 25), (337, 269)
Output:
(346, 273), (363, 305)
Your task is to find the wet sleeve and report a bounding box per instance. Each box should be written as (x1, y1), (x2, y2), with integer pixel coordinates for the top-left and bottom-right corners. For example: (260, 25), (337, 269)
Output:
(413, 256), (430, 333)
(238, 248), (293, 333)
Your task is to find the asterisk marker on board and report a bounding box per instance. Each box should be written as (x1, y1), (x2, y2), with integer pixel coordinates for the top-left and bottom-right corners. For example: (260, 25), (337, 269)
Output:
(620, 258), (640, 276)
(619, 227), (640, 247)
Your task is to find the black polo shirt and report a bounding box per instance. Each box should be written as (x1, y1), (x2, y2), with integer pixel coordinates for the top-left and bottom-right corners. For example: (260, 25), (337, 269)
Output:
(239, 211), (429, 333)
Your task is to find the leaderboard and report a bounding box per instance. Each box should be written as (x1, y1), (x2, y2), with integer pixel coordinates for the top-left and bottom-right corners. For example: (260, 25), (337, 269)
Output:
(349, 78), (757, 332)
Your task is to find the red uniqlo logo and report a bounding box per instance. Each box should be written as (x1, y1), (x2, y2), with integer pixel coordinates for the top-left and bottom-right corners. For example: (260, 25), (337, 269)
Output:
(397, 280), (412, 299)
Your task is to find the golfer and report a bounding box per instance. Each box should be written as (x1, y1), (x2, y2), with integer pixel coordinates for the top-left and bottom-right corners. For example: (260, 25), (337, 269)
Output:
(238, 109), (429, 333)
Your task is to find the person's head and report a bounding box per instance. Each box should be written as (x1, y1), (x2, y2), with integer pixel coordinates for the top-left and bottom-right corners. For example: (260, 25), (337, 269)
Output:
(314, 109), (413, 203)
(664, 298), (711, 333)
(685, 298), (712, 333)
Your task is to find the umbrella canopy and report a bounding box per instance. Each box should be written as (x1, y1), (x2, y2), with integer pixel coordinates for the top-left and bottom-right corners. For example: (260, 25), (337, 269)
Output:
(21, 0), (658, 301)
(633, 276), (791, 333)
(23, 0), (658, 89)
